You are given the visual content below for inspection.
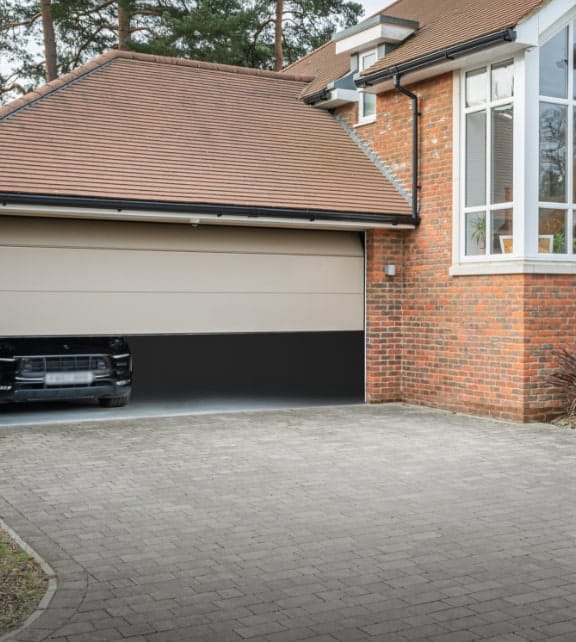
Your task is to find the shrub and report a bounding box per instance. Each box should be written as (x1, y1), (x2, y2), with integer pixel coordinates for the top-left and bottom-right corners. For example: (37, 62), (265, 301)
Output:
(550, 349), (576, 416)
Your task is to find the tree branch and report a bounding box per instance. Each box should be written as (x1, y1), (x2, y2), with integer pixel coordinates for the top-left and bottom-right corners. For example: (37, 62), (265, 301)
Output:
(0, 12), (42, 31)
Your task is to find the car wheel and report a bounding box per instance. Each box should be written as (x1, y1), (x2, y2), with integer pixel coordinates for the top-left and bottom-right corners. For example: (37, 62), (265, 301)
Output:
(99, 395), (130, 408)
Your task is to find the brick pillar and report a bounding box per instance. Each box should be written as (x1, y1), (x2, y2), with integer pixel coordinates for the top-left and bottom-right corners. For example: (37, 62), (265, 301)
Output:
(365, 228), (405, 402)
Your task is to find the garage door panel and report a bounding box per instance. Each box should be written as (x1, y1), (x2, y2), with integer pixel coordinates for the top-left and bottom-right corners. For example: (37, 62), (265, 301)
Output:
(1, 217), (364, 336)
(0, 247), (363, 294)
(0, 292), (364, 335)
(0, 216), (364, 256)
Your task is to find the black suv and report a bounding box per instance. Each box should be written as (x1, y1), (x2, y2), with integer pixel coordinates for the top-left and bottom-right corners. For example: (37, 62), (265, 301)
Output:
(0, 337), (132, 407)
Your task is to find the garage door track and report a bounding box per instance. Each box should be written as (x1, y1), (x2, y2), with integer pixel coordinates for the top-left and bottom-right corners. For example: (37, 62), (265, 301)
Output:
(2, 404), (576, 642)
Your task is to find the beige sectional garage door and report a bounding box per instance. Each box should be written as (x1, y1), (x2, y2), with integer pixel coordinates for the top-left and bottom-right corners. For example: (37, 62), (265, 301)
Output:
(0, 216), (364, 337)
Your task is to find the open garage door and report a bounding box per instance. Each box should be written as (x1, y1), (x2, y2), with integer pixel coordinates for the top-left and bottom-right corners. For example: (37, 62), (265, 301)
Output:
(0, 216), (364, 336)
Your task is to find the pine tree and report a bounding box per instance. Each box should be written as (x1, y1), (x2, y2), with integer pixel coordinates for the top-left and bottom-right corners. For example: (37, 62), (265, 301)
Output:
(0, 0), (362, 103)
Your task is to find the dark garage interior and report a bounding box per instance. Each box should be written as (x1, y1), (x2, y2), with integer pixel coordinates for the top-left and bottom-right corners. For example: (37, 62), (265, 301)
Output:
(128, 332), (364, 403)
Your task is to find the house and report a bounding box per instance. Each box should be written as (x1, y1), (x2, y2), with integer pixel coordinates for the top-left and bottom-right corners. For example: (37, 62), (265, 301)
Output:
(0, 0), (573, 420)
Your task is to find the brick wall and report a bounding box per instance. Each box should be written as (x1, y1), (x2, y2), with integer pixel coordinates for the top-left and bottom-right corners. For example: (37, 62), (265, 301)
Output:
(340, 73), (576, 422)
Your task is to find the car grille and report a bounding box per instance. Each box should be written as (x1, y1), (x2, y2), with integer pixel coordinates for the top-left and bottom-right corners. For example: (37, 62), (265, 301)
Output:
(17, 354), (112, 383)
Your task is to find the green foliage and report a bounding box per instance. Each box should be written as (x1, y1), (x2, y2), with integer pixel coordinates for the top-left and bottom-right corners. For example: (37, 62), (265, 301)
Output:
(0, 0), (363, 103)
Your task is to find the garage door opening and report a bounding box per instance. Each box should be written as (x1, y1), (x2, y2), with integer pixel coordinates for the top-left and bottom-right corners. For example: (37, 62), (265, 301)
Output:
(128, 332), (364, 405)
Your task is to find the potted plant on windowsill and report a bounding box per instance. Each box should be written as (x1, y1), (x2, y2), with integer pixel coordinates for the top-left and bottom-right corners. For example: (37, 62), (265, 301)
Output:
(471, 215), (486, 250)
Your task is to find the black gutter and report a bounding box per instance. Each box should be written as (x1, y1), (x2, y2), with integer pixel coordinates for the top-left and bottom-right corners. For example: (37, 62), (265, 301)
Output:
(357, 28), (516, 88)
(393, 75), (420, 225)
(0, 193), (415, 227)
(303, 88), (332, 105)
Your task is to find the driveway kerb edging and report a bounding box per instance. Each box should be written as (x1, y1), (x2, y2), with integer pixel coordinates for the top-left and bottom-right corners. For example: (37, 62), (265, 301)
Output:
(0, 516), (58, 642)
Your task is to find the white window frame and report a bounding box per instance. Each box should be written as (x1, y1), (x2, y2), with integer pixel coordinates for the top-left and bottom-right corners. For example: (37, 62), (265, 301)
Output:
(357, 48), (378, 125)
(459, 59), (517, 261)
(535, 21), (575, 258)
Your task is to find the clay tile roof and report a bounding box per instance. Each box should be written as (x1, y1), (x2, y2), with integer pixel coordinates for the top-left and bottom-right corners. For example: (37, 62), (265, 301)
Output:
(289, 0), (547, 98)
(365, 0), (548, 76)
(0, 50), (410, 217)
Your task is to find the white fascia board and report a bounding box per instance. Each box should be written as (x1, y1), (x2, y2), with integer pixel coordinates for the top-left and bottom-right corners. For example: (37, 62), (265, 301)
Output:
(517, 0), (576, 45)
(364, 41), (527, 93)
(312, 88), (357, 109)
(0, 203), (415, 232)
(335, 23), (415, 55)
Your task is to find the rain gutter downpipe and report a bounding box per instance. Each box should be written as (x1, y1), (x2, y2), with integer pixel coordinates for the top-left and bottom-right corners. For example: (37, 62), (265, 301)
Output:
(393, 74), (420, 225)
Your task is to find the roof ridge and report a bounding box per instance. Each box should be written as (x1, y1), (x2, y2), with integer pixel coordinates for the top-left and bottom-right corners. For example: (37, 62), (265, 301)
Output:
(0, 49), (314, 121)
(110, 50), (315, 82)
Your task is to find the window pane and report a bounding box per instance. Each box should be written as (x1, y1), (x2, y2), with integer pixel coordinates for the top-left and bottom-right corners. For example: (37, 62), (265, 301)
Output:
(492, 60), (514, 100)
(465, 212), (487, 255)
(466, 111), (486, 207)
(539, 27), (568, 98)
(491, 105), (513, 204)
(539, 208), (567, 253)
(539, 103), (567, 202)
(360, 52), (376, 71)
(491, 209), (513, 254)
(466, 68), (487, 107)
(361, 93), (376, 119)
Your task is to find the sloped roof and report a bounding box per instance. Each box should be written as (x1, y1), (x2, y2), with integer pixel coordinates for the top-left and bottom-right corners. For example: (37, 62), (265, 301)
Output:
(288, 0), (547, 98)
(0, 50), (411, 218)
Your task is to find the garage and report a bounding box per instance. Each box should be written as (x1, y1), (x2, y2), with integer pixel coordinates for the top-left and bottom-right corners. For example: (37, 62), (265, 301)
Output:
(0, 50), (415, 417)
(0, 215), (365, 406)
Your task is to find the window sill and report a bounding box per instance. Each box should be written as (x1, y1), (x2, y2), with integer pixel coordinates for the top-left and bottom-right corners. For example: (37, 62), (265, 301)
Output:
(450, 258), (576, 276)
(354, 117), (376, 128)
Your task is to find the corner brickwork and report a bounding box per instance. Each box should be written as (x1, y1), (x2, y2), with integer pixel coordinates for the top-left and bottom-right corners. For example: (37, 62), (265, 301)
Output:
(340, 73), (576, 422)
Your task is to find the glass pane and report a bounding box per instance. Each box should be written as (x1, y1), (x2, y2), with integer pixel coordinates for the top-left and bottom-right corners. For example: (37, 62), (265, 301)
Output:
(466, 68), (487, 107)
(466, 212), (487, 256)
(574, 21), (576, 98)
(539, 103), (567, 202)
(466, 111), (486, 207)
(539, 208), (567, 253)
(539, 27), (568, 98)
(573, 220), (576, 254)
(360, 52), (376, 71)
(492, 60), (514, 100)
(491, 105), (513, 204)
(361, 93), (376, 119)
(491, 209), (513, 254)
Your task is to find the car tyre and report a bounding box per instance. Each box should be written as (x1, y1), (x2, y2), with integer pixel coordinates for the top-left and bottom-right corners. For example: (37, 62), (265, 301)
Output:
(99, 395), (130, 408)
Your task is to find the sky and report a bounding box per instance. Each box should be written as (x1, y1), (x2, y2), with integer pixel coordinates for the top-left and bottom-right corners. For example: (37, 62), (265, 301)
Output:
(362, 0), (396, 18)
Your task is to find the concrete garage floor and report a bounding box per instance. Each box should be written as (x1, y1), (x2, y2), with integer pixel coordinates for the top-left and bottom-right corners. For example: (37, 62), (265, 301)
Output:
(2, 405), (576, 642)
(0, 396), (361, 427)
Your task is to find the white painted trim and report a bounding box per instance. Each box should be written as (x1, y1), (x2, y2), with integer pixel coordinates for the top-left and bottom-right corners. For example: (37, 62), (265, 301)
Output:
(452, 70), (461, 265)
(335, 23), (416, 55)
(0, 204), (416, 232)
(450, 259), (576, 276)
(521, 0), (576, 45)
(514, 51), (527, 257)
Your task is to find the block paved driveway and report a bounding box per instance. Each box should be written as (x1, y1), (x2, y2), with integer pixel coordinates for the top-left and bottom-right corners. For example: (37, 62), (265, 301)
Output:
(2, 404), (576, 642)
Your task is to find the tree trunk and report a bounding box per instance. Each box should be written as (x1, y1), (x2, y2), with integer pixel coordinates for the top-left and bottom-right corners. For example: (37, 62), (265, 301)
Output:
(40, 0), (57, 81)
(274, 0), (284, 71)
(118, 1), (131, 50)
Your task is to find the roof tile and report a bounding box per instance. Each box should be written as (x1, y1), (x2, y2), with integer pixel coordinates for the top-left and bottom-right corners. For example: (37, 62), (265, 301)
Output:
(0, 51), (410, 217)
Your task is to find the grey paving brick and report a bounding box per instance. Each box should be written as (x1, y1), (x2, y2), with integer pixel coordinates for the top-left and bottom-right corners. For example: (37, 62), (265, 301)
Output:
(2, 406), (576, 642)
